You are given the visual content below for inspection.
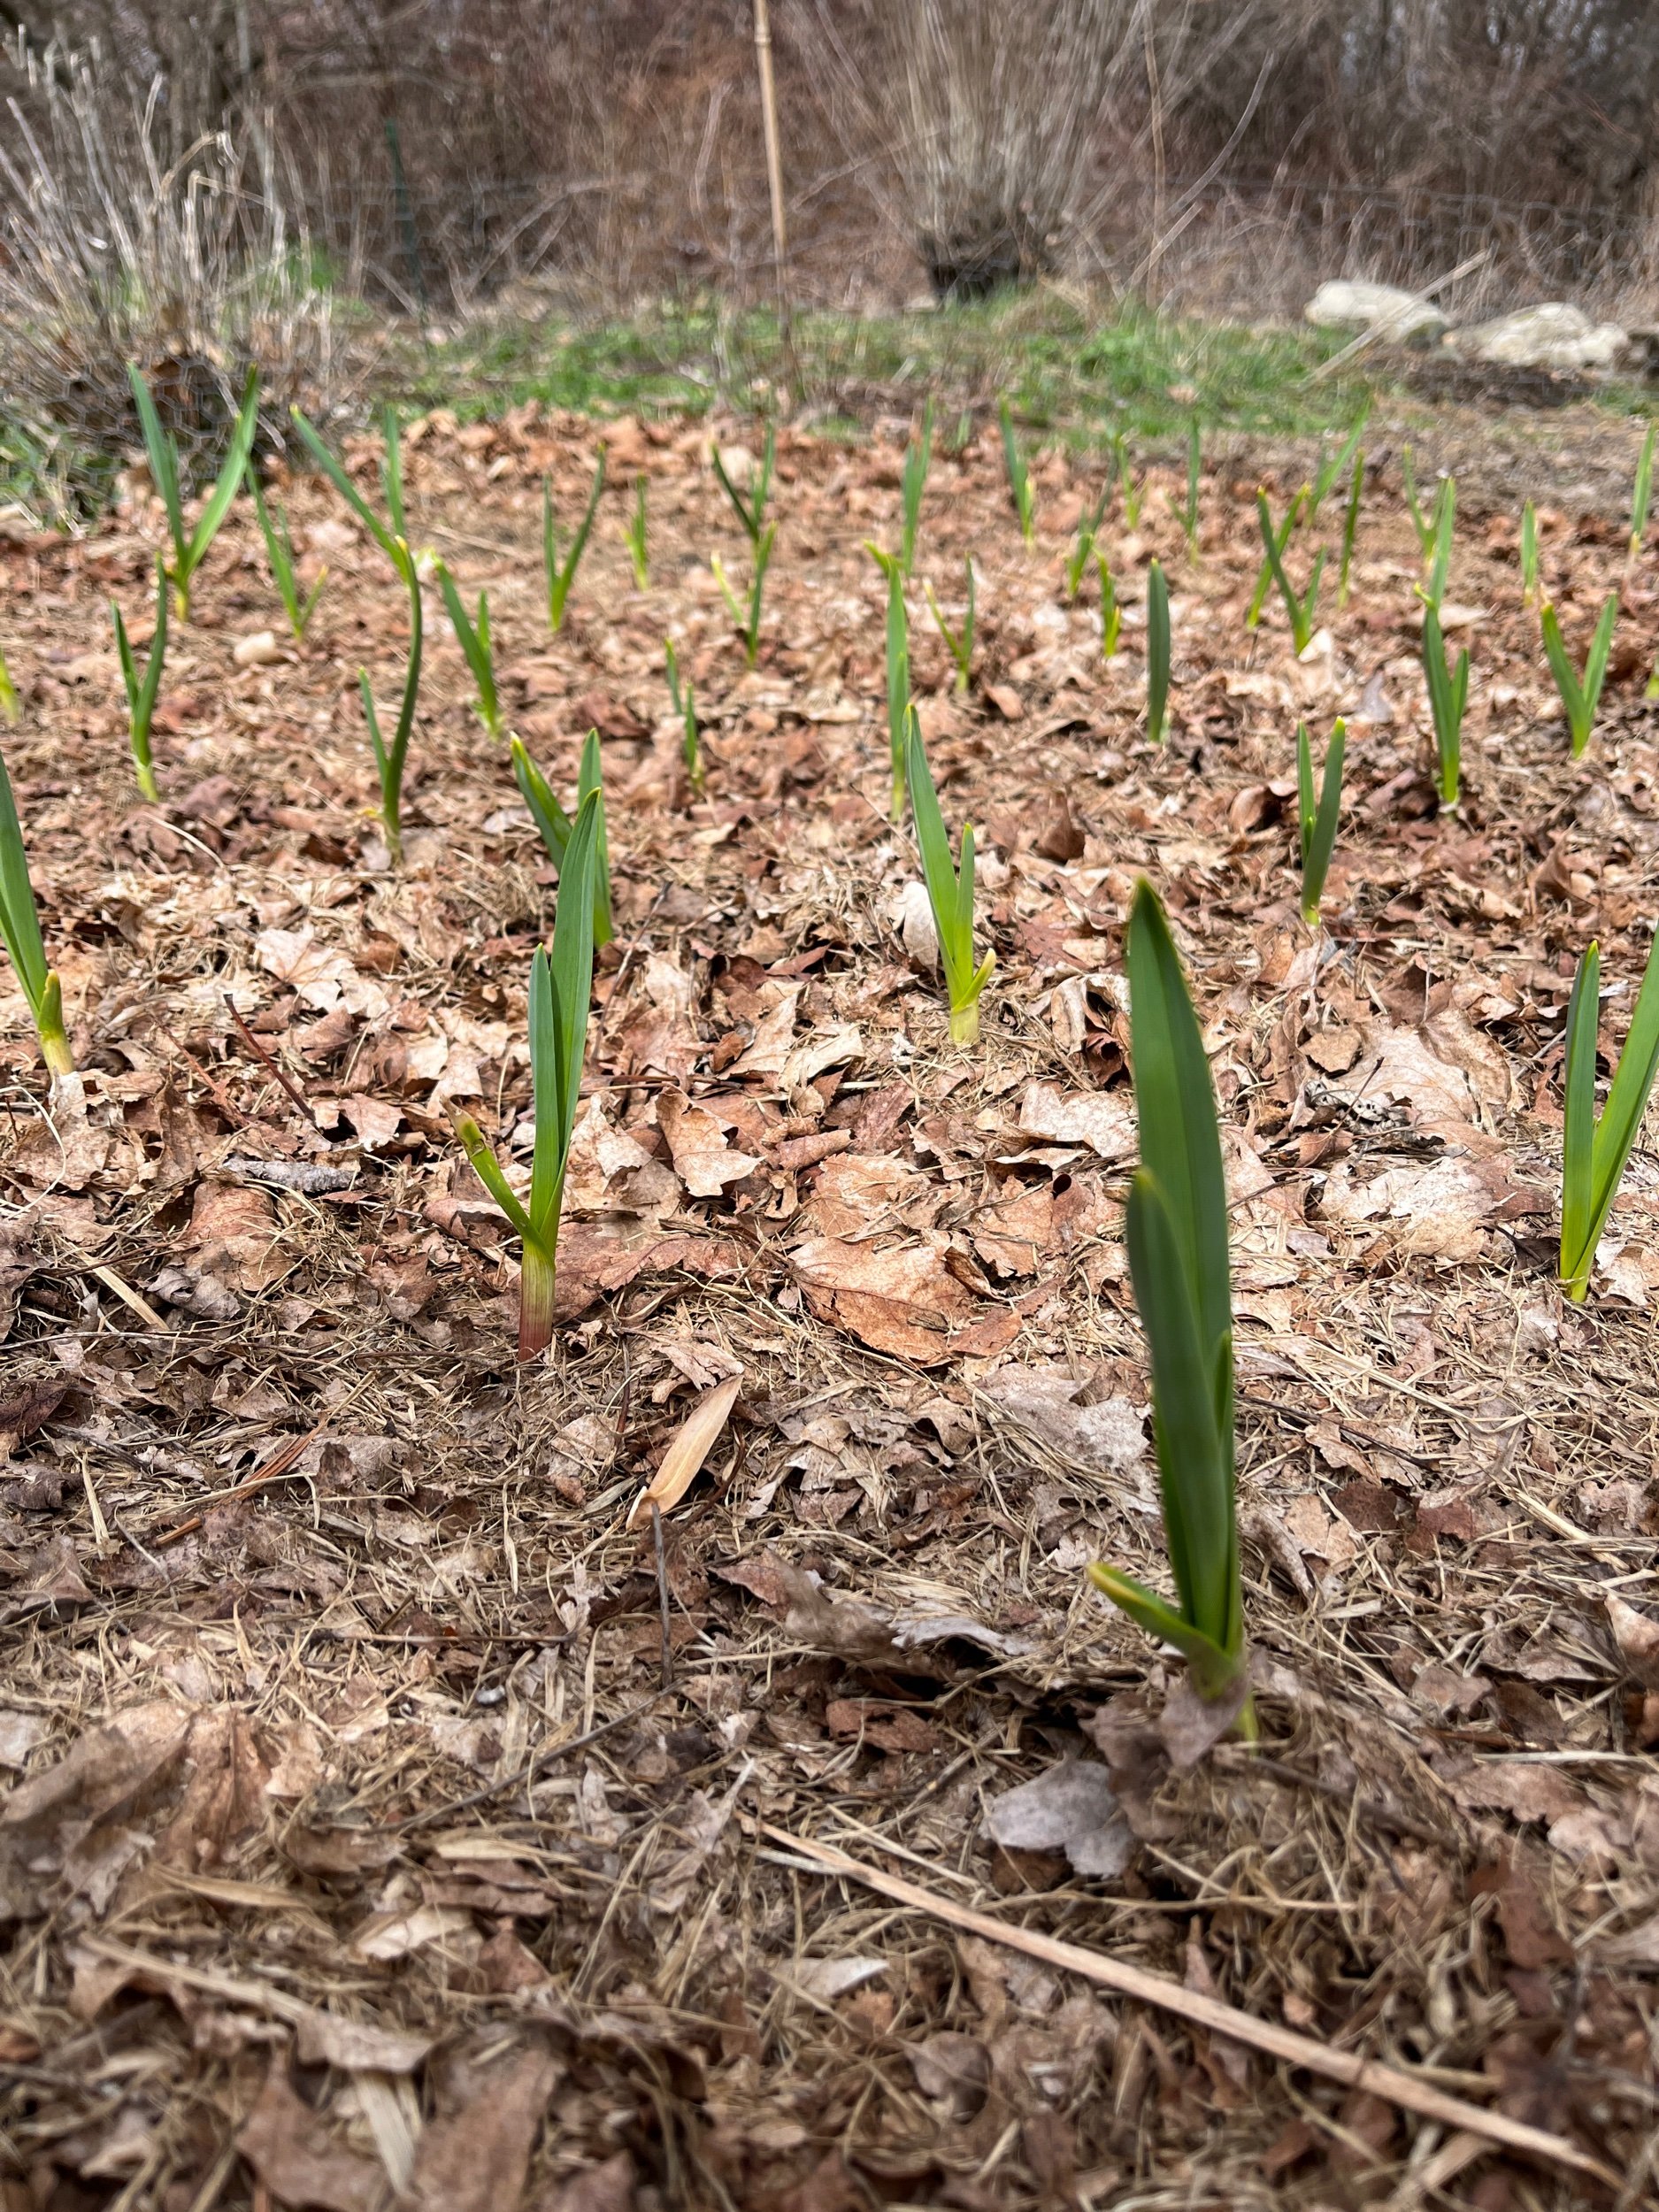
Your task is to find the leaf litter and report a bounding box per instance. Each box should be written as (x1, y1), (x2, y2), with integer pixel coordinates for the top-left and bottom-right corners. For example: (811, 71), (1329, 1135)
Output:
(0, 403), (1655, 2204)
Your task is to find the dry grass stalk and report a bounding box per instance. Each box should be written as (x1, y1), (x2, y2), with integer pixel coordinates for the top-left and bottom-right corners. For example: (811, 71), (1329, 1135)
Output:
(764, 1825), (1620, 2189)
(0, 37), (338, 480)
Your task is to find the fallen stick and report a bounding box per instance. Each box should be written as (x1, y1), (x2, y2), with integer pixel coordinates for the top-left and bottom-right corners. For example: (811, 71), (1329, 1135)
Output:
(762, 1824), (1616, 2190)
(152, 1419), (327, 1548)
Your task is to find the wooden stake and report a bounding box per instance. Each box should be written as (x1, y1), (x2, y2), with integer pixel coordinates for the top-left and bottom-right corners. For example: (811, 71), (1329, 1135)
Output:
(753, 0), (790, 335)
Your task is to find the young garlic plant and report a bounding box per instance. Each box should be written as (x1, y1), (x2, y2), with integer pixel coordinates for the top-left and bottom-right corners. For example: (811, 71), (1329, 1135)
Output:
(925, 559), (975, 695)
(436, 564), (505, 741)
(0, 749), (72, 1075)
(1520, 501), (1540, 608)
(451, 791), (603, 1361)
(998, 398), (1035, 544)
(1631, 420), (1656, 563)
(712, 523), (777, 668)
(1417, 474), (1455, 615)
(1247, 486), (1308, 630)
(1297, 718), (1346, 928)
(1183, 420), (1202, 562)
(544, 448), (607, 632)
(624, 475), (649, 590)
(1309, 402), (1370, 524)
(511, 730), (614, 947)
(111, 557), (169, 803)
(1541, 595), (1618, 758)
(1422, 607), (1470, 810)
(1561, 932), (1659, 1303)
(1095, 554), (1121, 658)
(713, 422), (776, 549)
(1110, 431), (1142, 528)
(127, 364), (260, 618)
(1146, 559), (1171, 744)
(0, 645), (16, 726)
(1089, 881), (1248, 1723)
(664, 640), (704, 797)
(905, 711), (995, 1045)
(293, 403), (424, 864)
(247, 463), (327, 640)
(1256, 488), (1325, 655)
(1401, 445), (1435, 558)
(1066, 484), (1110, 601)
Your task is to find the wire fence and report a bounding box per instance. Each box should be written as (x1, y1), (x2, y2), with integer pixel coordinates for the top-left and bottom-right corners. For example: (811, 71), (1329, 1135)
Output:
(338, 143), (1655, 326)
(1134, 173), (1649, 323)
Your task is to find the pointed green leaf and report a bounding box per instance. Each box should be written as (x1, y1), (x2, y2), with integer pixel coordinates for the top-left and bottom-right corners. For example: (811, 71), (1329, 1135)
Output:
(544, 787), (602, 1202)
(0, 748), (50, 1010)
(1125, 1169), (1237, 1650)
(184, 367), (260, 572)
(1146, 559), (1171, 741)
(1302, 718), (1345, 921)
(453, 1111), (535, 1245)
(905, 713), (966, 1003)
(1583, 594), (1618, 716)
(380, 406), (406, 540)
(1540, 603), (1586, 734)
(1587, 931), (1659, 1267)
(1402, 445), (1430, 552)
(1087, 1563), (1242, 1701)
(112, 602), (139, 718)
(291, 406), (399, 565)
(1248, 487), (1306, 628)
(357, 670), (388, 780)
(527, 945), (560, 1235)
(127, 365), (184, 556)
(511, 735), (574, 867)
(1561, 940), (1601, 1294)
(1632, 421), (1656, 557)
(576, 729), (613, 945)
(1125, 882), (1232, 1388)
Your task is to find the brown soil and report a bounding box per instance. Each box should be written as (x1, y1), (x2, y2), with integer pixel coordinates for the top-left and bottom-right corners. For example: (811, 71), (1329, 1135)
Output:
(0, 401), (1655, 2211)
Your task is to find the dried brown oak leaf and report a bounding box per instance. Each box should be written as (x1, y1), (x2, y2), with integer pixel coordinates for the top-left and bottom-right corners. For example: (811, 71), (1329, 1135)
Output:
(237, 2061), (384, 2212)
(1606, 1594), (1659, 1688)
(983, 1760), (1134, 1877)
(789, 1235), (1018, 1364)
(1016, 1081), (1136, 1161)
(658, 1089), (763, 1197)
(715, 1551), (1029, 1672)
(0, 1700), (189, 1918)
(406, 2042), (563, 2212)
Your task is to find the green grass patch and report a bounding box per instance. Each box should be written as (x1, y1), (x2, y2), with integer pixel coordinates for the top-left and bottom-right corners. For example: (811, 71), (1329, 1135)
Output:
(0, 414), (121, 529)
(386, 290), (1382, 451)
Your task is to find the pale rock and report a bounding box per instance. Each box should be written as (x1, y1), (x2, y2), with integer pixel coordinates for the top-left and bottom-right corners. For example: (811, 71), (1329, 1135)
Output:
(1447, 302), (1628, 373)
(1305, 280), (1446, 347)
(714, 442), (758, 490)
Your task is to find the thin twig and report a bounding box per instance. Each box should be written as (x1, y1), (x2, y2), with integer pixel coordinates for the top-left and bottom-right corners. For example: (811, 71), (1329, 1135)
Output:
(222, 993), (316, 1125)
(651, 1500), (672, 1691)
(164, 1031), (250, 1125)
(152, 1418), (328, 1548)
(763, 1825), (1617, 2189)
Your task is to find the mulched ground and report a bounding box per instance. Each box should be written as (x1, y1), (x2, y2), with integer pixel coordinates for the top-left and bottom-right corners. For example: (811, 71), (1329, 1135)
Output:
(0, 389), (1656, 2212)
